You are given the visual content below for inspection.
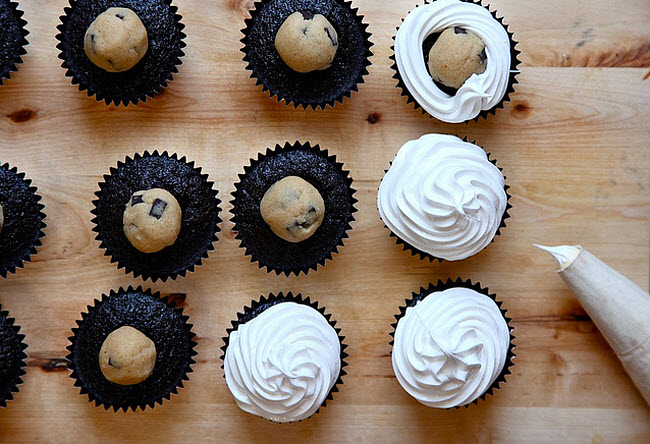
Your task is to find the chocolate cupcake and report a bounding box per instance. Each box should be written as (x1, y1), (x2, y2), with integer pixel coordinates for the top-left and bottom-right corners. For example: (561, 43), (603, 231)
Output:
(0, 1), (28, 85)
(231, 142), (356, 276)
(391, 0), (520, 122)
(390, 279), (515, 408)
(0, 162), (46, 278)
(56, 0), (186, 106)
(0, 305), (28, 408)
(66, 286), (197, 411)
(91, 151), (221, 282)
(221, 292), (347, 423)
(377, 134), (510, 262)
(241, 0), (373, 109)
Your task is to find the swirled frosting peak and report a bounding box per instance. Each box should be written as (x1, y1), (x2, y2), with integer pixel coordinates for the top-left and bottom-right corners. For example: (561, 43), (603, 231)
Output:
(395, 0), (512, 122)
(378, 134), (507, 261)
(392, 287), (510, 408)
(224, 302), (341, 423)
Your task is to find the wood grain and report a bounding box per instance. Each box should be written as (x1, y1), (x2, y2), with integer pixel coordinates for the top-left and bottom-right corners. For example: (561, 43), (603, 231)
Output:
(0, 0), (648, 442)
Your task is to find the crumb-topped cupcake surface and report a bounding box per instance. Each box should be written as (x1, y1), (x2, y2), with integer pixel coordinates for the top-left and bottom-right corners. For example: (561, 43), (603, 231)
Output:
(0, 1), (29, 85)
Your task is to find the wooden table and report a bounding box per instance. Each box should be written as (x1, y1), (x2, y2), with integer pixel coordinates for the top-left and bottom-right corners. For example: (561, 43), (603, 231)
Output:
(0, 0), (648, 442)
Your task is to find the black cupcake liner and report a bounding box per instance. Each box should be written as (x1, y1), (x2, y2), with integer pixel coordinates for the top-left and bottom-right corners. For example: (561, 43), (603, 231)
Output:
(390, 0), (521, 122)
(241, 0), (373, 110)
(231, 141), (357, 276)
(0, 1), (29, 85)
(91, 151), (222, 282)
(56, 0), (186, 106)
(66, 286), (197, 412)
(220, 291), (348, 423)
(0, 162), (47, 278)
(379, 137), (511, 263)
(390, 278), (515, 408)
(0, 305), (28, 408)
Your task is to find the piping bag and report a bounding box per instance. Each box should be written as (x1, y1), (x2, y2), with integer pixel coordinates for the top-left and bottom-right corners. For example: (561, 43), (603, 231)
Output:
(536, 244), (650, 406)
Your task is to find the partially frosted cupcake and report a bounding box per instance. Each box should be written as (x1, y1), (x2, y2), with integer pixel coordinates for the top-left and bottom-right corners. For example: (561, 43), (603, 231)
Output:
(391, 0), (519, 122)
(378, 134), (510, 262)
(391, 279), (515, 408)
(221, 293), (347, 423)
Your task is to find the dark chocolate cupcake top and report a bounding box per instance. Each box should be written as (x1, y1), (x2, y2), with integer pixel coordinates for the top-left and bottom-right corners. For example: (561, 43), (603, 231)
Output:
(231, 142), (356, 276)
(56, 0), (185, 106)
(0, 162), (46, 278)
(242, 0), (372, 109)
(66, 287), (197, 411)
(0, 1), (28, 85)
(91, 152), (221, 282)
(0, 305), (28, 408)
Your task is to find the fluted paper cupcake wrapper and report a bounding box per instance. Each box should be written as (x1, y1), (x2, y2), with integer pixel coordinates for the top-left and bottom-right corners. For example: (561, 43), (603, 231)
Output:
(241, 0), (373, 110)
(66, 286), (197, 412)
(0, 0), (29, 85)
(378, 137), (511, 263)
(91, 151), (222, 282)
(0, 305), (28, 408)
(231, 141), (357, 276)
(390, 0), (521, 123)
(220, 291), (348, 423)
(55, 0), (186, 106)
(390, 278), (516, 408)
(0, 162), (47, 278)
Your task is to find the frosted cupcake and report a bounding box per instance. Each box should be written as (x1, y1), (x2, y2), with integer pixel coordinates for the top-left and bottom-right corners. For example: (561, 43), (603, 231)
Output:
(221, 293), (347, 423)
(391, 0), (519, 122)
(377, 134), (510, 262)
(391, 279), (515, 408)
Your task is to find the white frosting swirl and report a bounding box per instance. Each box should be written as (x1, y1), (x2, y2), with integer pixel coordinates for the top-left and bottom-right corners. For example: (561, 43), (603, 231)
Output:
(395, 0), (512, 122)
(392, 287), (510, 408)
(224, 302), (341, 423)
(377, 134), (507, 261)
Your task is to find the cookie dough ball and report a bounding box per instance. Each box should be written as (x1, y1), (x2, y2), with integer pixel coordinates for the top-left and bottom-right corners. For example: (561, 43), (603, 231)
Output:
(123, 188), (182, 254)
(260, 176), (325, 243)
(275, 11), (338, 73)
(99, 326), (157, 386)
(84, 7), (148, 72)
(428, 26), (487, 89)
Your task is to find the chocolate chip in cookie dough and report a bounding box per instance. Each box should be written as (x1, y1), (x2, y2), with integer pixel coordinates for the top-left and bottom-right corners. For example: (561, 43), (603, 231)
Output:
(131, 194), (144, 206)
(149, 199), (167, 219)
(300, 10), (314, 20)
(454, 26), (468, 34)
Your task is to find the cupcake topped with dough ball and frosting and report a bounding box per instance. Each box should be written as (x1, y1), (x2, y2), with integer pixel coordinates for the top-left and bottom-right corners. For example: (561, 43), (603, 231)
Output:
(392, 0), (519, 122)
(222, 293), (347, 423)
(378, 134), (509, 262)
(391, 280), (514, 408)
